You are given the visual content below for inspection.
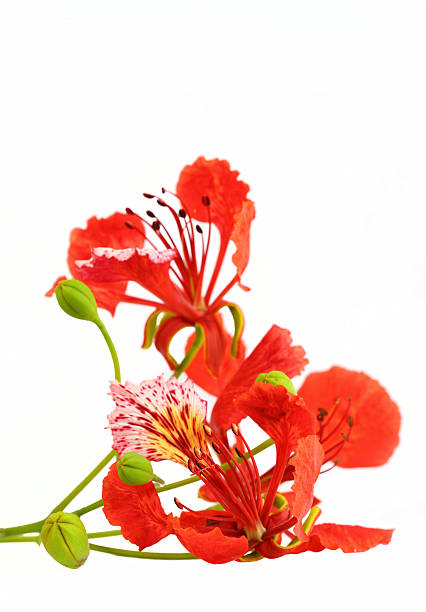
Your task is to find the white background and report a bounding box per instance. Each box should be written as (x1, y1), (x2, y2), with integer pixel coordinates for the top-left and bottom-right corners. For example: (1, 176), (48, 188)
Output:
(1, 1), (425, 610)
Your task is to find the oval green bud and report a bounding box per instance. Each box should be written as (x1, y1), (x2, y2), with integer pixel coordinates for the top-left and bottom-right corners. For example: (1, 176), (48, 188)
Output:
(116, 452), (154, 486)
(41, 512), (89, 569)
(55, 279), (100, 323)
(255, 370), (297, 395)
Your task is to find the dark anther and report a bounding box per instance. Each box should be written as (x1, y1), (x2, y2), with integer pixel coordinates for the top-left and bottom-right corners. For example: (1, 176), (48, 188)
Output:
(194, 459), (204, 470)
(201, 195), (210, 206)
(174, 497), (184, 510)
(188, 458), (196, 472)
(179, 209), (187, 218)
(347, 416), (354, 427)
(318, 408), (328, 416)
(161, 187), (166, 194)
(211, 441), (222, 455)
(152, 220), (161, 231)
(124, 221), (135, 230)
(194, 447), (203, 460)
(235, 448), (244, 459)
(157, 198), (167, 207)
(317, 414), (324, 422)
(143, 193), (155, 199)
(146, 210), (156, 218)
(341, 433), (349, 441)
(195, 224), (203, 234)
(125, 207), (135, 215)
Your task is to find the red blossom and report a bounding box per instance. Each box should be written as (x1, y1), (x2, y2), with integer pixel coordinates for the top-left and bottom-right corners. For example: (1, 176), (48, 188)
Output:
(48, 158), (255, 378)
(298, 367), (401, 467)
(101, 375), (394, 563)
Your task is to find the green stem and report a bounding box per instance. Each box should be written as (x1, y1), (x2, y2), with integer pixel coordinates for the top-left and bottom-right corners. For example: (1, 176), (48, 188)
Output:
(0, 520), (44, 537)
(172, 323), (204, 379)
(87, 530), (122, 539)
(73, 499), (104, 517)
(90, 543), (196, 560)
(0, 437), (275, 537)
(0, 535), (41, 544)
(49, 449), (117, 514)
(95, 319), (121, 381)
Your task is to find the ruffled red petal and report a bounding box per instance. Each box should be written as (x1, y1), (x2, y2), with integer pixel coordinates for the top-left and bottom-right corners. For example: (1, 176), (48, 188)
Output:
(211, 325), (308, 439)
(77, 247), (200, 320)
(288, 435), (324, 541)
(173, 523), (248, 564)
(309, 523), (394, 552)
(298, 367), (401, 467)
(176, 157), (254, 281)
(230, 199), (256, 283)
(66, 213), (146, 315)
(235, 382), (315, 449)
(256, 523), (393, 558)
(102, 463), (171, 550)
(185, 323), (246, 397)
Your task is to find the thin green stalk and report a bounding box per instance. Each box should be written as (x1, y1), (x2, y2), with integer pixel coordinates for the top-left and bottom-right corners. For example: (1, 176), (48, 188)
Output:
(73, 499), (104, 517)
(0, 535), (41, 544)
(49, 449), (117, 514)
(95, 319), (121, 381)
(0, 520), (44, 537)
(87, 530), (122, 539)
(90, 543), (196, 560)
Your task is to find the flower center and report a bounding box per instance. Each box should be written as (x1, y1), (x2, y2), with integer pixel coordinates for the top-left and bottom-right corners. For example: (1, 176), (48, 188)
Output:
(316, 397), (354, 471)
(124, 191), (236, 310)
(178, 423), (267, 543)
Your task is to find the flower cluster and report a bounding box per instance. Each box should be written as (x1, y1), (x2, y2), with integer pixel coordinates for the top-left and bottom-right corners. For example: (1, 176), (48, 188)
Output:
(41, 156), (400, 565)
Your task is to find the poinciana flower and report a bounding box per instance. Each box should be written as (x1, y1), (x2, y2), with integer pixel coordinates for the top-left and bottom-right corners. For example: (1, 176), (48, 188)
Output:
(186, 325), (401, 500)
(47, 157), (255, 377)
(102, 374), (395, 563)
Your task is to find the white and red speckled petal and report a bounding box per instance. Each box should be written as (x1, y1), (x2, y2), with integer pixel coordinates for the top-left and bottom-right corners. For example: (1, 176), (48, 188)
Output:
(75, 246), (201, 320)
(76, 246), (177, 268)
(108, 375), (210, 466)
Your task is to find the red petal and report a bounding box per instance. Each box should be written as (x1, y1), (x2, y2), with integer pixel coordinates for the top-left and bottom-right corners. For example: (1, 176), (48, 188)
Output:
(185, 322), (246, 397)
(197, 483), (218, 502)
(176, 157), (254, 282)
(231, 199), (256, 282)
(45, 275), (67, 297)
(235, 382), (314, 448)
(256, 523), (393, 558)
(102, 463), (171, 550)
(77, 247), (199, 320)
(154, 316), (191, 370)
(211, 325), (308, 439)
(309, 523), (394, 552)
(235, 383), (316, 521)
(173, 524), (248, 564)
(288, 435), (324, 541)
(176, 157), (250, 240)
(298, 367), (401, 467)
(67, 213), (145, 315)
(198, 313), (228, 377)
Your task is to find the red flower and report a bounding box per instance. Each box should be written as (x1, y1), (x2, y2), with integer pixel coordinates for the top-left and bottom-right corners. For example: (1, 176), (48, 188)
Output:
(101, 368), (395, 564)
(192, 328), (400, 501)
(48, 158), (255, 377)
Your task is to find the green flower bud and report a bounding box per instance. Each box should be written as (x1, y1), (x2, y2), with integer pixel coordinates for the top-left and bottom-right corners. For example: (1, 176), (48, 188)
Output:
(116, 452), (154, 486)
(41, 512), (89, 569)
(255, 370), (297, 395)
(55, 279), (100, 323)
